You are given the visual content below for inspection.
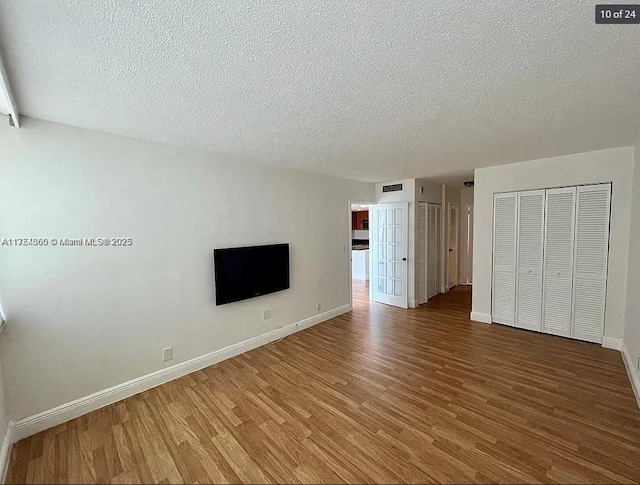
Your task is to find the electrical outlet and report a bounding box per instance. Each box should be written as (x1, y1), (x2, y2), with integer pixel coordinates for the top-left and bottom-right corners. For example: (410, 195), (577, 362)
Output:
(316, 303), (321, 312)
(263, 309), (272, 320)
(162, 347), (173, 362)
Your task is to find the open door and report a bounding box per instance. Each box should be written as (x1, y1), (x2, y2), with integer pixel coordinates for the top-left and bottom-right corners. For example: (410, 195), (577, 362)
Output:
(370, 202), (409, 308)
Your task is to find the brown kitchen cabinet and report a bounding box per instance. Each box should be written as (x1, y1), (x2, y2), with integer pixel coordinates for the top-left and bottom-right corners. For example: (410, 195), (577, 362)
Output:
(352, 210), (369, 230)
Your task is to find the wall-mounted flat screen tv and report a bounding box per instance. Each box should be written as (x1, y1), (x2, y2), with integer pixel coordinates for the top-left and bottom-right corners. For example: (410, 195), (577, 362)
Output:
(214, 243), (290, 305)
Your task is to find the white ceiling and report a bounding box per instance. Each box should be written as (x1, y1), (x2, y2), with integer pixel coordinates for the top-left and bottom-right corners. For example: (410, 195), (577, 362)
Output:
(0, 1), (638, 183)
(351, 204), (370, 211)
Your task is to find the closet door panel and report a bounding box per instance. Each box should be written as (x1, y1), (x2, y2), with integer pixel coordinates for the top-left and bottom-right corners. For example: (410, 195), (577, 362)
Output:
(515, 190), (545, 331)
(572, 184), (611, 343)
(492, 193), (517, 326)
(417, 203), (427, 305)
(542, 187), (576, 337)
(426, 204), (440, 300)
(434, 205), (442, 296)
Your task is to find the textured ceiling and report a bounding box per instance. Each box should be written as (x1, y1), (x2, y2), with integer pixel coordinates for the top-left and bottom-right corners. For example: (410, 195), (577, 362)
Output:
(0, 1), (638, 183)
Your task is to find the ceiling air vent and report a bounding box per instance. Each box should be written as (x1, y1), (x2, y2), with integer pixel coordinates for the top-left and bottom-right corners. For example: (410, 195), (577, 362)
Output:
(382, 183), (403, 193)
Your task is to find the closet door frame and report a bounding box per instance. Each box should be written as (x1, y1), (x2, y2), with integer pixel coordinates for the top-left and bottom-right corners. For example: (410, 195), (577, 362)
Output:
(491, 182), (612, 345)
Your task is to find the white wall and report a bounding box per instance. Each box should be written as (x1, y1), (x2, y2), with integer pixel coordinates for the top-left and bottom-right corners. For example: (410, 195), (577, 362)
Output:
(460, 187), (474, 284)
(375, 180), (417, 306)
(472, 146), (634, 340)
(415, 179), (442, 205)
(0, 118), (374, 421)
(624, 141), (640, 397)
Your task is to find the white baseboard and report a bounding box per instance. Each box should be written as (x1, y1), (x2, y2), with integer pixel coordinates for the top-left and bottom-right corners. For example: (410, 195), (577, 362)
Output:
(621, 342), (640, 411)
(470, 311), (492, 324)
(10, 304), (351, 443)
(602, 336), (623, 350)
(0, 422), (14, 484)
(409, 299), (417, 308)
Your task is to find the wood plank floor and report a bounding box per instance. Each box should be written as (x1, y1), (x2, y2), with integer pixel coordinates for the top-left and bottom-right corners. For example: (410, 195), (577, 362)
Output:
(7, 282), (640, 483)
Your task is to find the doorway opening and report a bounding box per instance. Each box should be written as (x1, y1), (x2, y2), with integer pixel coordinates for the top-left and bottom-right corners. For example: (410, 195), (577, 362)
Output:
(350, 202), (372, 309)
(350, 201), (410, 309)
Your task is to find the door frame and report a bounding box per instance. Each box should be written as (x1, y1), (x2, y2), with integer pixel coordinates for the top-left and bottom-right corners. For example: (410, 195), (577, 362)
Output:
(447, 202), (460, 290)
(348, 200), (375, 310)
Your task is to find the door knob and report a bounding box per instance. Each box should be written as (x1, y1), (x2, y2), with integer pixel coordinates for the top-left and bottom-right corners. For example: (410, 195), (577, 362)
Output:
(402, 257), (407, 261)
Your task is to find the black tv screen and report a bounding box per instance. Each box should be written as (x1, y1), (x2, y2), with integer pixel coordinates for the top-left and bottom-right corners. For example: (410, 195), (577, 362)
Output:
(214, 243), (290, 305)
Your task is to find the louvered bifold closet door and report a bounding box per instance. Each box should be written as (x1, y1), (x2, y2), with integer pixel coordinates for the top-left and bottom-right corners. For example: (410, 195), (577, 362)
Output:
(492, 193), (518, 326)
(572, 184), (611, 343)
(542, 187), (576, 337)
(515, 190), (545, 331)
(417, 203), (428, 305)
(426, 204), (439, 299)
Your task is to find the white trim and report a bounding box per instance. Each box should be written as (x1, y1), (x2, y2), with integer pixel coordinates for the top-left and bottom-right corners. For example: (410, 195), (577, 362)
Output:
(470, 311), (492, 324)
(0, 52), (19, 127)
(601, 336), (622, 350)
(10, 304), (351, 442)
(409, 299), (417, 308)
(621, 342), (640, 411)
(0, 422), (13, 484)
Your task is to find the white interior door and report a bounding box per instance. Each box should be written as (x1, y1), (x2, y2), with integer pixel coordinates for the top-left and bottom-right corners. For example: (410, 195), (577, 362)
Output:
(492, 193), (517, 326)
(417, 202), (428, 305)
(427, 203), (442, 300)
(572, 184), (611, 343)
(370, 202), (409, 308)
(542, 187), (576, 337)
(515, 190), (545, 331)
(447, 202), (459, 289)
